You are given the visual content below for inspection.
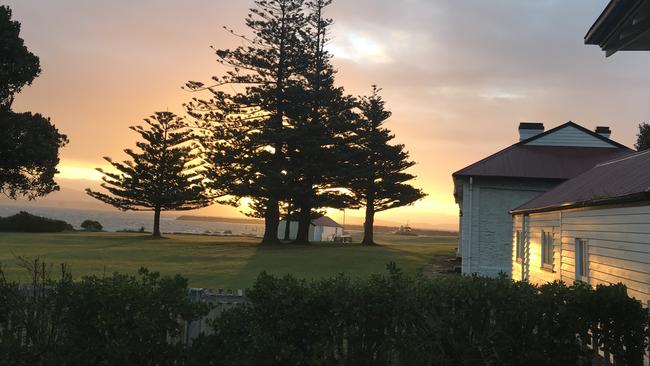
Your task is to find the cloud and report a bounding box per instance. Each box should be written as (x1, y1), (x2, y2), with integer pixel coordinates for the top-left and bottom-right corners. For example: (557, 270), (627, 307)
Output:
(478, 88), (526, 100)
(6, 0), (650, 225)
(328, 32), (391, 64)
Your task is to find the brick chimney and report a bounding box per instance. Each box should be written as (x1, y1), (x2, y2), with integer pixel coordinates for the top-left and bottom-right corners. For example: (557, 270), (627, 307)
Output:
(595, 126), (611, 139)
(518, 122), (545, 141)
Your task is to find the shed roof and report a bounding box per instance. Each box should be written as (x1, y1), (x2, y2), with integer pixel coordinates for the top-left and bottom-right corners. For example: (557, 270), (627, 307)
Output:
(453, 122), (631, 180)
(282, 216), (343, 228)
(512, 150), (650, 214)
(311, 216), (343, 228)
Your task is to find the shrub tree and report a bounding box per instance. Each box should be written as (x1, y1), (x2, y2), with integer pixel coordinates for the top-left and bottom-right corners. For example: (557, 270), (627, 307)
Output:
(80, 219), (102, 232)
(0, 6), (68, 200)
(0, 211), (72, 232)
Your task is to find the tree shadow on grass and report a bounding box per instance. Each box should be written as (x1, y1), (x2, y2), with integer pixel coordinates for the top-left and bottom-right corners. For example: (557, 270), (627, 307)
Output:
(222, 240), (410, 291)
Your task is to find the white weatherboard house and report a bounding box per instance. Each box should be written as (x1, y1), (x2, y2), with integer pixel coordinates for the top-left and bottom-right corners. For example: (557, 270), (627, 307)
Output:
(511, 150), (650, 304)
(453, 122), (632, 277)
(277, 216), (344, 242)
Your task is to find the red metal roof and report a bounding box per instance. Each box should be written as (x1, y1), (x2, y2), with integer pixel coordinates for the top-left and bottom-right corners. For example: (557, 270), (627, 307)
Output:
(453, 145), (632, 180)
(453, 122), (632, 180)
(512, 150), (650, 214)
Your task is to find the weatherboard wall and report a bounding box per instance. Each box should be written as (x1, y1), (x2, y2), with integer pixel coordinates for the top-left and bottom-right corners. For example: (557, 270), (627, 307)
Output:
(513, 204), (650, 304)
(459, 177), (556, 277)
(512, 212), (561, 284)
(524, 125), (616, 148)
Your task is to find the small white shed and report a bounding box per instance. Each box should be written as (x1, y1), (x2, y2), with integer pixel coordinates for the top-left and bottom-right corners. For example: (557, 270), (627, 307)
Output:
(277, 216), (344, 242)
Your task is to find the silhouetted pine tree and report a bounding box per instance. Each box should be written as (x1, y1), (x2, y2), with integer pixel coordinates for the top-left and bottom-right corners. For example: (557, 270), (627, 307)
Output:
(635, 123), (650, 151)
(186, 0), (308, 244)
(86, 112), (211, 237)
(350, 87), (426, 246)
(287, 0), (357, 243)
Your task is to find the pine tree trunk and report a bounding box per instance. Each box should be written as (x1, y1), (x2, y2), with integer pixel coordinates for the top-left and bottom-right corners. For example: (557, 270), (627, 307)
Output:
(295, 204), (311, 244)
(263, 8), (286, 247)
(153, 206), (162, 238)
(361, 195), (375, 246)
(283, 207), (292, 241)
(262, 198), (281, 245)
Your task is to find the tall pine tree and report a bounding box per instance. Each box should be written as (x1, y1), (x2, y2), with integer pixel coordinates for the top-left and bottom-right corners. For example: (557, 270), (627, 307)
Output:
(287, 0), (357, 243)
(86, 112), (211, 237)
(350, 87), (426, 246)
(186, 0), (307, 244)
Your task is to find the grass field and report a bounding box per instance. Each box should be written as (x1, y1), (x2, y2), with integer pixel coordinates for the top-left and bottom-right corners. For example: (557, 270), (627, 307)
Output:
(0, 232), (457, 290)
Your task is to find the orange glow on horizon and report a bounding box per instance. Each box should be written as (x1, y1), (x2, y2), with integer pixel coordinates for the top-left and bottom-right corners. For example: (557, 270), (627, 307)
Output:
(5, 1), (649, 230)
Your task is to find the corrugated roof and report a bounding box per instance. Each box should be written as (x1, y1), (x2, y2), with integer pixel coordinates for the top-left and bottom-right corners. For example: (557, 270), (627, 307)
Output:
(453, 145), (632, 180)
(311, 216), (343, 228)
(512, 150), (650, 214)
(453, 122), (632, 179)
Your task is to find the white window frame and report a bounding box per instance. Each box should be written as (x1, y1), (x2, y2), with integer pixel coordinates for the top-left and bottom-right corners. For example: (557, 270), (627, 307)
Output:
(575, 238), (589, 283)
(541, 230), (554, 270)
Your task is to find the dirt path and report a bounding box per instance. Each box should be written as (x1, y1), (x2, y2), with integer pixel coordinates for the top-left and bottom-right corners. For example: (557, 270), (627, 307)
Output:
(421, 254), (461, 277)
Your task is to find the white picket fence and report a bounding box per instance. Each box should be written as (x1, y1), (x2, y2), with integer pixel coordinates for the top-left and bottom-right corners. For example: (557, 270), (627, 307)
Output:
(183, 288), (248, 344)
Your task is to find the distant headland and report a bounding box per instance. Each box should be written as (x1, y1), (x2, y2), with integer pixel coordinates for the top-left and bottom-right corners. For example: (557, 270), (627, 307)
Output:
(176, 215), (264, 225)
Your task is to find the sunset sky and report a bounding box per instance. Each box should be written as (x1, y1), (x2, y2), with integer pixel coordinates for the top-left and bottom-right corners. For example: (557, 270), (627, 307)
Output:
(3, 0), (650, 229)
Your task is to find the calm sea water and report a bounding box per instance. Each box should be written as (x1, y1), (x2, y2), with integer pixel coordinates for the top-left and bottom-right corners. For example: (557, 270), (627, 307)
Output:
(0, 205), (265, 236)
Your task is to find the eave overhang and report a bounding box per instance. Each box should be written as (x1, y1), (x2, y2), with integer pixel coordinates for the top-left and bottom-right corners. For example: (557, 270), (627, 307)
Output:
(510, 191), (650, 215)
(585, 0), (650, 57)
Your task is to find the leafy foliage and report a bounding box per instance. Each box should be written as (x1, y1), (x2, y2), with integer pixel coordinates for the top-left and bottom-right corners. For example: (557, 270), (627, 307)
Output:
(349, 88), (426, 245)
(80, 219), (102, 232)
(0, 211), (72, 232)
(0, 6), (40, 111)
(635, 122), (650, 151)
(192, 268), (649, 366)
(0, 6), (67, 200)
(0, 263), (209, 366)
(86, 112), (211, 237)
(1, 264), (647, 365)
(0, 111), (68, 200)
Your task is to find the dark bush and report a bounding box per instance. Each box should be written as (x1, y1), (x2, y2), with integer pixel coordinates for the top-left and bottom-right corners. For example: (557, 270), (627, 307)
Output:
(191, 267), (649, 366)
(0, 262), (209, 366)
(80, 219), (102, 231)
(1, 262), (647, 366)
(0, 211), (72, 232)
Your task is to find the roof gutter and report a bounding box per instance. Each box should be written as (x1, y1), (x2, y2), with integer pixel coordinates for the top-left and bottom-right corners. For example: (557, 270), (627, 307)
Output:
(510, 191), (650, 215)
(585, 0), (647, 57)
(585, 0), (625, 43)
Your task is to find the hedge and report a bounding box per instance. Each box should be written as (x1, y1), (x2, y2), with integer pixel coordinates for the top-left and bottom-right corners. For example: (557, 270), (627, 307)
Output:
(191, 264), (649, 366)
(0, 211), (73, 232)
(0, 262), (208, 366)
(1, 262), (648, 365)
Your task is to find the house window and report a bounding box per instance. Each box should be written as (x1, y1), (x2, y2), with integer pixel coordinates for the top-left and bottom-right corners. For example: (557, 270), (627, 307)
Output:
(575, 239), (589, 282)
(541, 230), (553, 270)
(515, 230), (523, 262)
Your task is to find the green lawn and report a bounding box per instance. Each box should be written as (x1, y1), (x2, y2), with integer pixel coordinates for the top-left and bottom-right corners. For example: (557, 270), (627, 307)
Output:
(0, 231), (457, 290)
